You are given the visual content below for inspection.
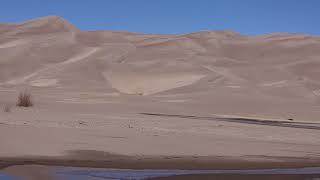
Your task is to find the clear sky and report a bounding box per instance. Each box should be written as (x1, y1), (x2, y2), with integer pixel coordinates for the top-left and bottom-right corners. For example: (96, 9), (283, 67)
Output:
(0, 0), (319, 35)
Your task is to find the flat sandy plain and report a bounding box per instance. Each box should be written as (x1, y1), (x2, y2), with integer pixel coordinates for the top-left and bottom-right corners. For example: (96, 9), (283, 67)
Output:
(1, 16), (320, 179)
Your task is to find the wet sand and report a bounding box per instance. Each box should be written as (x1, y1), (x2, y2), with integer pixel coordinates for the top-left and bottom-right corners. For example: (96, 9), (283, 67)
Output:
(151, 174), (320, 180)
(2, 164), (320, 180)
(1, 150), (320, 180)
(1, 150), (320, 170)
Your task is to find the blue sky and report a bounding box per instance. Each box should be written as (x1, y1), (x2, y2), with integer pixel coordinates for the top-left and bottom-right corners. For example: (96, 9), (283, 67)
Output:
(0, 0), (319, 35)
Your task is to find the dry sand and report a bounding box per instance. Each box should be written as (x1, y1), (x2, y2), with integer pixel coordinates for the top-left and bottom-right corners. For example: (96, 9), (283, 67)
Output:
(0, 16), (320, 173)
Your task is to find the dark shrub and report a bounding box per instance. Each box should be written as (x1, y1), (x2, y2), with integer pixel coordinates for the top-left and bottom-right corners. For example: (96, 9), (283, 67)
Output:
(16, 91), (33, 107)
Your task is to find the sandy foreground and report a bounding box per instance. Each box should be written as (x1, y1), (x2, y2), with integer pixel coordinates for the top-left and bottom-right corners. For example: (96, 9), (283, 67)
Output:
(1, 87), (320, 171)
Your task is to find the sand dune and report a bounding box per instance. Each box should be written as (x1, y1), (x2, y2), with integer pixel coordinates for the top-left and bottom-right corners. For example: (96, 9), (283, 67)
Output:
(1, 16), (320, 114)
(1, 16), (320, 164)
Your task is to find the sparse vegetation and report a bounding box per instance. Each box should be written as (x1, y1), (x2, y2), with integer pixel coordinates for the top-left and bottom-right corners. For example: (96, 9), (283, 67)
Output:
(3, 104), (11, 112)
(16, 91), (33, 107)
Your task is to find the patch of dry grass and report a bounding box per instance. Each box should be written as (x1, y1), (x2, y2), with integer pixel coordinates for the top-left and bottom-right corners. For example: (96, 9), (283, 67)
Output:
(16, 91), (33, 107)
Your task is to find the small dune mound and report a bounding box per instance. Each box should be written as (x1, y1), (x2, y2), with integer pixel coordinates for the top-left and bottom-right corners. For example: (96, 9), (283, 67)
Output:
(104, 71), (206, 95)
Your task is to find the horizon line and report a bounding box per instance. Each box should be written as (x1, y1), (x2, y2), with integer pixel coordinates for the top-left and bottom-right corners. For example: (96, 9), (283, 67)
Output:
(1, 15), (319, 37)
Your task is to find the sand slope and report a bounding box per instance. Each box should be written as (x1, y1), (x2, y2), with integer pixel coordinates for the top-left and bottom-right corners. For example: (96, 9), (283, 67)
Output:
(0, 16), (320, 162)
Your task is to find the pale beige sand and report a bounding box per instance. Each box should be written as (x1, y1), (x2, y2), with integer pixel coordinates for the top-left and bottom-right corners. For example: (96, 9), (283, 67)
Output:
(0, 16), (320, 164)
